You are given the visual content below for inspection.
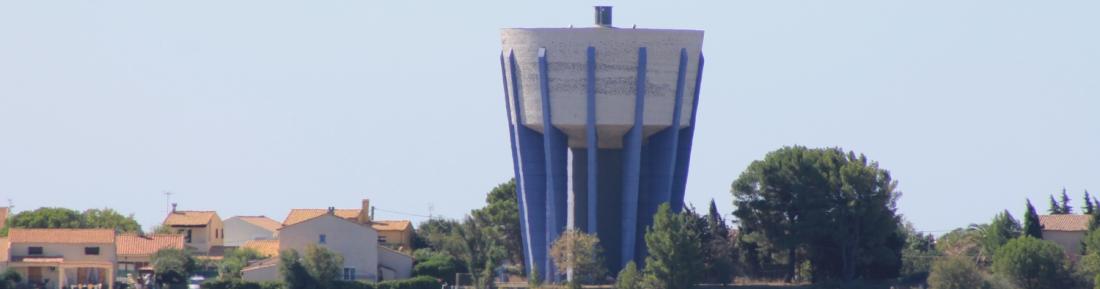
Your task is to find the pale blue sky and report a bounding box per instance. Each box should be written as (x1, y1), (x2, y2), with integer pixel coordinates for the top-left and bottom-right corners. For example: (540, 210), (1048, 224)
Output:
(0, 1), (1097, 235)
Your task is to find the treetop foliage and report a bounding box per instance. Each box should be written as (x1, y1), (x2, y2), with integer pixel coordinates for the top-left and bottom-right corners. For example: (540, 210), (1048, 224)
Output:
(1, 207), (142, 236)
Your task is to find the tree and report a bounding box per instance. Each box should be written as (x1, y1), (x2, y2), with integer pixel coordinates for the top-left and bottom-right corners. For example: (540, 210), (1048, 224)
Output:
(416, 218), (460, 251)
(0, 269), (22, 289)
(0, 207), (142, 236)
(1091, 206), (1100, 232)
(1050, 195), (1065, 215)
(82, 208), (142, 233)
(1086, 191), (1095, 215)
(549, 229), (607, 284)
(444, 214), (506, 289)
(413, 249), (463, 282)
(474, 180), (523, 269)
(1062, 189), (1074, 214)
(731, 146), (903, 282)
(900, 222), (936, 279)
(152, 248), (196, 287)
(302, 245), (344, 289)
(615, 261), (642, 289)
(278, 249), (313, 289)
(701, 200), (735, 285)
(992, 237), (1071, 289)
(935, 227), (983, 262)
(218, 248), (265, 280)
(1024, 199), (1043, 239)
(927, 257), (984, 289)
(982, 210), (1022, 260)
(643, 203), (703, 289)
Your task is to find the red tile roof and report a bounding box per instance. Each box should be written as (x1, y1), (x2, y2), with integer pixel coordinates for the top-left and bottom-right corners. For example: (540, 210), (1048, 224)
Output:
(282, 209), (360, 226)
(1040, 214), (1090, 232)
(242, 239), (280, 257)
(9, 229), (115, 244)
(371, 220), (412, 232)
(163, 211), (218, 226)
(116, 234), (185, 256)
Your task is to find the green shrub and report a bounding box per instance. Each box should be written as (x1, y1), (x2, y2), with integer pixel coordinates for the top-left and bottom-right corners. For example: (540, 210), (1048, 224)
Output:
(615, 261), (642, 289)
(927, 257), (984, 289)
(992, 237), (1071, 289)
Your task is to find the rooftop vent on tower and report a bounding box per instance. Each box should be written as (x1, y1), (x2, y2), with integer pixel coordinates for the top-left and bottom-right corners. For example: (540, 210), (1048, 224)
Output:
(595, 6), (612, 27)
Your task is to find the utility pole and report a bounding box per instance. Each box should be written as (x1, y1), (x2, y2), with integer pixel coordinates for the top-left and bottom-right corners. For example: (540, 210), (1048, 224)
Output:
(428, 203), (434, 219)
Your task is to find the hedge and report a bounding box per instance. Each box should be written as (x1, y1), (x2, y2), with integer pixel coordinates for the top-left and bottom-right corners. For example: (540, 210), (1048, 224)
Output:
(205, 276), (440, 289)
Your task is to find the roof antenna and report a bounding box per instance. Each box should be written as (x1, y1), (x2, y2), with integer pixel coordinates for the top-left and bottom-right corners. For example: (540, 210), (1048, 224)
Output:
(163, 191), (174, 215)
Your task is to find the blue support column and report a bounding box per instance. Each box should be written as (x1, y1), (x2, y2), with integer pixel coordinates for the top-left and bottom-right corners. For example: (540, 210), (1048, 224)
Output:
(508, 51), (548, 279)
(500, 52), (532, 276)
(585, 46), (599, 235)
(671, 53), (705, 212)
(538, 48), (568, 281)
(620, 47), (646, 268)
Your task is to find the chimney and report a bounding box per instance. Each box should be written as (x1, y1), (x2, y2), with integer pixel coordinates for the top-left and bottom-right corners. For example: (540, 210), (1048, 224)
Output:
(595, 6), (612, 28)
(171, 203), (177, 213)
(359, 199), (372, 223)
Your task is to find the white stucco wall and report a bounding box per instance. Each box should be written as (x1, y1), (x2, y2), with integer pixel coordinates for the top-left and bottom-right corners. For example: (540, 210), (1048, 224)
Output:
(279, 214), (380, 281)
(501, 27), (704, 148)
(377, 246), (413, 280)
(224, 218), (276, 247)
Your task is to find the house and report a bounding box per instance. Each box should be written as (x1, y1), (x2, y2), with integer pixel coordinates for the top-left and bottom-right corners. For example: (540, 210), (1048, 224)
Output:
(223, 216), (281, 247)
(242, 207), (413, 283)
(5, 229), (117, 289)
(162, 205), (224, 255)
(281, 199), (415, 252)
(115, 234), (185, 283)
(1039, 214), (1090, 260)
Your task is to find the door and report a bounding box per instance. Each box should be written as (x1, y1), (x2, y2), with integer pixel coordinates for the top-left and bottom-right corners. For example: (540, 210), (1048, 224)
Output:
(27, 267), (43, 283)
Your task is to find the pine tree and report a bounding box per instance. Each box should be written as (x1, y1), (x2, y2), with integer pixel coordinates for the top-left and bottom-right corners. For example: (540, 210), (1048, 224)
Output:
(643, 203), (703, 289)
(1049, 195), (1063, 215)
(1024, 199), (1044, 239)
(1085, 190), (1094, 215)
(1060, 188), (1073, 214)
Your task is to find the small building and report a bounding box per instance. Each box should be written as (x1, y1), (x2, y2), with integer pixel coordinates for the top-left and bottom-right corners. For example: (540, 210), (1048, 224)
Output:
(5, 229), (117, 289)
(162, 207), (224, 255)
(223, 216), (281, 247)
(115, 234), (185, 284)
(1039, 214), (1090, 260)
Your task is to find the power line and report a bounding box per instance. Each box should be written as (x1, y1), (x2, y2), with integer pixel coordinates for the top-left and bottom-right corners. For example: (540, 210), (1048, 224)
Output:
(372, 207), (432, 219)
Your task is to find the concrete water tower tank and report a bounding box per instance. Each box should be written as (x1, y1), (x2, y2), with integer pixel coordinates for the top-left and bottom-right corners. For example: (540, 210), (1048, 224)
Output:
(500, 6), (705, 279)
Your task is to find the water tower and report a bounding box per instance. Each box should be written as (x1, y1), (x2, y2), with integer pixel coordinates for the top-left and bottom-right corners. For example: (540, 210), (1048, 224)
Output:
(500, 6), (705, 278)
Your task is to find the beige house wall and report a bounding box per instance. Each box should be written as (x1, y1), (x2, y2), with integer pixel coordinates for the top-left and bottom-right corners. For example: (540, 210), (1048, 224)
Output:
(173, 217), (224, 253)
(1043, 230), (1085, 260)
(377, 246), (413, 280)
(279, 214), (380, 281)
(242, 265), (279, 282)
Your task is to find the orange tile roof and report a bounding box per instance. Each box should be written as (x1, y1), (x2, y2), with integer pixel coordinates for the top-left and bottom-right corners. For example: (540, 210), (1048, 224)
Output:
(163, 211), (218, 226)
(9, 229), (115, 244)
(116, 234), (185, 256)
(242, 239), (280, 257)
(282, 209), (361, 226)
(1040, 214), (1090, 232)
(236, 216), (282, 232)
(371, 220), (412, 232)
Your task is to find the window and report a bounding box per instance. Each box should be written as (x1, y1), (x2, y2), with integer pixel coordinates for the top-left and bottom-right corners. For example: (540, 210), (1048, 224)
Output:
(185, 229), (193, 243)
(28, 247), (43, 255)
(85, 247), (100, 255)
(377, 236), (387, 244)
(342, 268), (356, 280)
(319, 234), (326, 244)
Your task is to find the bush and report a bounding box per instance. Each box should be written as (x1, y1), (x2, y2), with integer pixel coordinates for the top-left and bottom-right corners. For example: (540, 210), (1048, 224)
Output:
(411, 249), (461, 282)
(927, 257), (984, 289)
(207, 277), (439, 289)
(992, 237), (1071, 289)
(203, 279), (284, 289)
(615, 261), (642, 289)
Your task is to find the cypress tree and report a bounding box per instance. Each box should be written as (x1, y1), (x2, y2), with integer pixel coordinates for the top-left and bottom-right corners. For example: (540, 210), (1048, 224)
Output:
(1024, 199), (1044, 239)
(1085, 190), (1095, 215)
(1060, 188), (1073, 214)
(1049, 195), (1063, 215)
